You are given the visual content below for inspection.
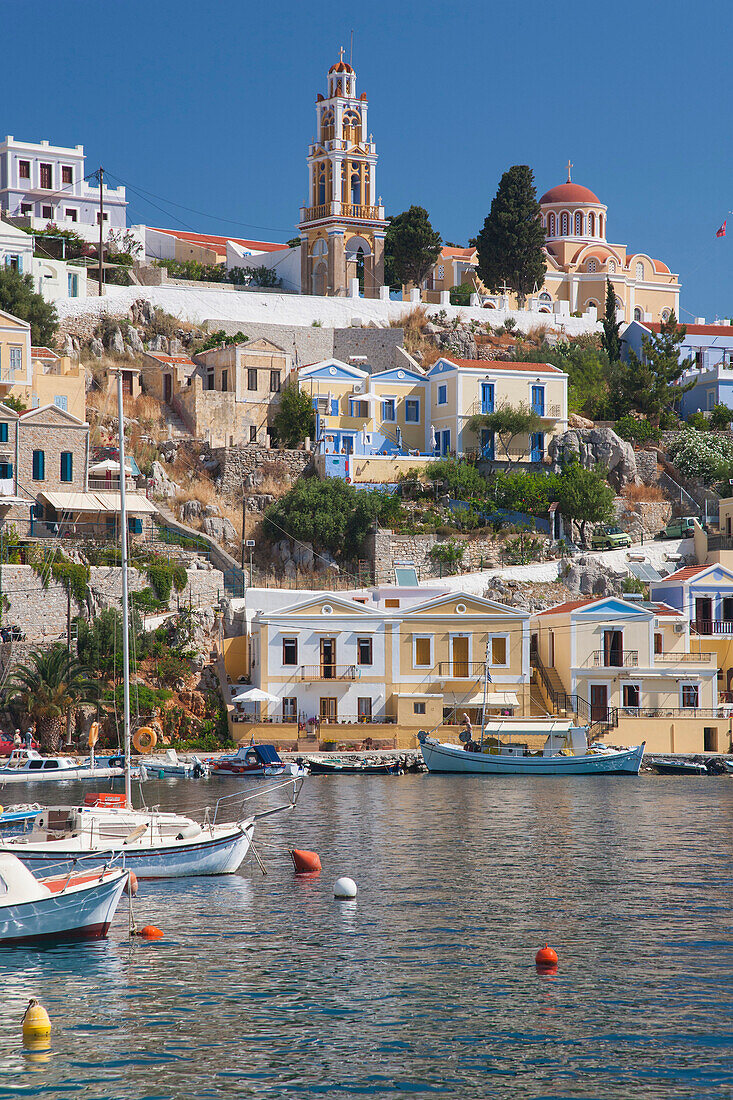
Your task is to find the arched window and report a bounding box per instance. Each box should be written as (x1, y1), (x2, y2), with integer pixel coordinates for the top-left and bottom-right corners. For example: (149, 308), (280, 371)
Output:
(350, 170), (361, 206)
(661, 309), (671, 321)
(635, 261), (644, 280)
(575, 211), (583, 235)
(599, 215), (604, 237)
(588, 212), (595, 236)
(608, 260), (616, 274)
(310, 237), (328, 257)
(317, 164), (327, 206)
(343, 110), (360, 140)
(547, 213), (556, 236)
(634, 307), (643, 321)
(587, 259), (597, 273)
(560, 212), (569, 235)
(539, 291), (552, 302)
(321, 109), (334, 141)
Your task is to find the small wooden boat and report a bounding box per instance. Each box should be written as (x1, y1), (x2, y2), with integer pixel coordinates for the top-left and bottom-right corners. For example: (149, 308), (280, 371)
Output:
(724, 760), (733, 774)
(652, 759), (708, 776)
(210, 745), (306, 779)
(0, 852), (129, 945)
(307, 758), (403, 775)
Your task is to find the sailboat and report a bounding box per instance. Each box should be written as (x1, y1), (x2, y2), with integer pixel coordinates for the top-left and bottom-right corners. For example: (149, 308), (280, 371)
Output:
(418, 642), (644, 775)
(2, 371), (301, 877)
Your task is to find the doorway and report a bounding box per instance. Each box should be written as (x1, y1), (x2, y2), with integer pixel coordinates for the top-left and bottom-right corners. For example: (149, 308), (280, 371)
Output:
(164, 374), (172, 404)
(723, 597), (733, 625)
(452, 636), (469, 678)
(590, 684), (608, 723)
(319, 697), (337, 722)
(548, 630), (555, 667)
(320, 638), (336, 679)
(603, 629), (623, 666)
(695, 597), (713, 634)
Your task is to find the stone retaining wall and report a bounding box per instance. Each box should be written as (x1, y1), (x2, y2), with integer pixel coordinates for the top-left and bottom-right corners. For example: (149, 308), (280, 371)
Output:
(614, 498), (672, 541)
(2, 564), (223, 641)
(365, 527), (545, 578)
(210, 445), (313, 495)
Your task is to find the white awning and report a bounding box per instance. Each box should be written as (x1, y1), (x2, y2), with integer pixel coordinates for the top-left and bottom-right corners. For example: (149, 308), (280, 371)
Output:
(39, 491), (157, 515)
(443, 691), (520, 708)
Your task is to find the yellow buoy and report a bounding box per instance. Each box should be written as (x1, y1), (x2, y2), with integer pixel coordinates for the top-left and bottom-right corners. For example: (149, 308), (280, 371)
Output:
(22, 998), (51, 1044)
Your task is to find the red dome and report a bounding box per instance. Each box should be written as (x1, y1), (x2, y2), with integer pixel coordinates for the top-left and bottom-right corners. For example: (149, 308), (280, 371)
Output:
(540, 182), (601, 205)
(329, 60), (354, 73)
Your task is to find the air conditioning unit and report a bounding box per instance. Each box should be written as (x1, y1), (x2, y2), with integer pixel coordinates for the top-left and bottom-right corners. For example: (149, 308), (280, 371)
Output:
(353, 383), (364, 394)
(673, 623), (686, 634)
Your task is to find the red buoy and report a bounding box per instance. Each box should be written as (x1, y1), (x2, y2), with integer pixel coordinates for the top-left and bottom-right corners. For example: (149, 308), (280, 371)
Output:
(290, 848), (322, 874)
(535, 943), (558, 969)
(124, 871), (139, 897)
(139, 925), (164, 940)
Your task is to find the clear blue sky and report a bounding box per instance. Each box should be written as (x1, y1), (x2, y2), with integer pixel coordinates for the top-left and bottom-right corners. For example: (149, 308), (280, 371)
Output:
(6, 0), (731, 319)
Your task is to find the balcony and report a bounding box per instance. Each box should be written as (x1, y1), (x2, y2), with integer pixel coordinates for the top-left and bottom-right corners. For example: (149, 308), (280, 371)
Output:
(690, 620), (733, 636)
(531, 403), (562, 420)
(297, 665), (361, 682)
(301, 201), (383, 223)
(588, 650), (639, 668)
(436, 661), (501, 678)
(655, 651), (715, 664)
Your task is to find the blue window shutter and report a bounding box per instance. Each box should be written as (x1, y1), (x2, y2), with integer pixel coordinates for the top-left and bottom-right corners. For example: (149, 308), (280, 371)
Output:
(311, 397), (318, 409)
(60, 452), (73, 482)
(331, 398), (339, 415)
(0, 423), (7, 443)
(32, 450), (45, 481)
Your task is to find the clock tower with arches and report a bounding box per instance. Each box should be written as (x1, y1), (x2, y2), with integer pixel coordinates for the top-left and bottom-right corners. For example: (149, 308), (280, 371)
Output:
(299, 53), (387, 298)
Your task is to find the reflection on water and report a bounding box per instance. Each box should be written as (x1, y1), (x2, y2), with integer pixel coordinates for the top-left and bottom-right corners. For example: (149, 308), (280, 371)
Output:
(0, 774), (731, 1098)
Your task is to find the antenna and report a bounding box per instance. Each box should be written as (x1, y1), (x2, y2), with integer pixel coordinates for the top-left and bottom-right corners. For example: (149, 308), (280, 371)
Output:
(350, 29), (354, 66)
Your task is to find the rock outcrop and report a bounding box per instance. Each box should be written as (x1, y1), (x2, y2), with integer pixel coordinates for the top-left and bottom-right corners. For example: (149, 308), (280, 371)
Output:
(548, 426), (637, 490)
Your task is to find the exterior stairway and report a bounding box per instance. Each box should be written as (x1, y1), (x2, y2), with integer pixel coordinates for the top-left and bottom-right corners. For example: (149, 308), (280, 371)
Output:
(162, 403), (190, 439)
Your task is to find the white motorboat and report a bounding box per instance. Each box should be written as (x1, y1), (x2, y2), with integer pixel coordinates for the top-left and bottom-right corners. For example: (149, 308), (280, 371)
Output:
(143, 749), (208, 777)
(0, 749), (146, 784)
(723, 760), (733, 774)
(0, 852), (129, 945)
(210, 744), (307, 779)
(419, 720), (645, 775)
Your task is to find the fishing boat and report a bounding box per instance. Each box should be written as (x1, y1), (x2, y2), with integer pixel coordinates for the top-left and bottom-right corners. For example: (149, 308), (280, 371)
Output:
(651, 758), (708, 776)
(210, 744), (307, 779)
(724, 760), (733, 774)
(0, 852), (129, 945)
(143, 749), (208, 777)
(306, 757), (403, 775)
(0, 749), (145, 784)
(0, 371), (301, 879)
(0, 804), (41, 835)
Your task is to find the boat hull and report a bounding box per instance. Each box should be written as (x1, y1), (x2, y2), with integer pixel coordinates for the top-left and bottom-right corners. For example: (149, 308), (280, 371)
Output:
(0, 872), (127, 946)
(420, 739), (645, 775)
(5, 822), (254, 880)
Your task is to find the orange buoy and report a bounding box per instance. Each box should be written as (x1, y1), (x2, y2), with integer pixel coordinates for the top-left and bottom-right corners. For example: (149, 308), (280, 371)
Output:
(139, 925), (163, 939)
(535, 943), (559, 969)
(133, 726), (157, 754)
(290, 848), (322, 874)
(124, 871), (139, 897)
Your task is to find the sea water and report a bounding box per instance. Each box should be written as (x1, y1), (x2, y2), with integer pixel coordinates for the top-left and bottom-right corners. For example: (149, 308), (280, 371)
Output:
(0, 773), (731, 1099)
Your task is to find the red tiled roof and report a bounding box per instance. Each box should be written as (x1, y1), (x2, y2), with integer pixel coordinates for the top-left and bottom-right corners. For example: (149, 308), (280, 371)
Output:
(31, 346), (58, 359)
(540, 182), (601, 205)
(444, 357), (563, 374)
(536, 599), (598, 616)
(150, 227), (288, 254)
(441, 246), (476, 259)
(654, 565), (709, 583)
(643, 322), (733, 337)
(649, 602), (682, 616)
(143, 352), (194, 366)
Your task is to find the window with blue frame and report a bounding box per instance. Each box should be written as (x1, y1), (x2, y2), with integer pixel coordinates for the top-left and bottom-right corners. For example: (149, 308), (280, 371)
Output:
(128, 516), (143, 534)
(32, 449), (45, 481)
(382, 399), (396, 421)
(60, 452), (73, 482)
(531, 385), (545, 416)
(54, 395), (68, 411)
(530, 432), (544, 462)
(480, 382), (494, 414)
(405, 399), (419, 423)
(67, 273), (78, 297)
(0, 423), (8, 443)
(437, 385), (447, 405)
(480, 429), (495, 460)
(0, 462), (12, 480)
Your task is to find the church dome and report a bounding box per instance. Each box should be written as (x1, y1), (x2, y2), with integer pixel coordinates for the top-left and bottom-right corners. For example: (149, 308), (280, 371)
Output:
(540, 182), (601, 205)
(329, 60), (354, 73)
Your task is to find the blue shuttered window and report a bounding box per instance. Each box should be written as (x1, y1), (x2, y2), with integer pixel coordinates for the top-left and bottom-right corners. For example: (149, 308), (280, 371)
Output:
(32, 450), (45, 481)
(60, 452), (73, 482)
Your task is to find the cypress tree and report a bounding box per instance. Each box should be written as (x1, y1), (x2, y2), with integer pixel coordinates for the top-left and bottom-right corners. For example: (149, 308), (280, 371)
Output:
(475, 166), (546, 306)
(601, 278), (621, 363)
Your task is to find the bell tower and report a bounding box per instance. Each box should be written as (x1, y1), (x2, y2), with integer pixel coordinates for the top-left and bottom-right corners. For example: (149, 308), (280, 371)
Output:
(299, 52), (387, 298)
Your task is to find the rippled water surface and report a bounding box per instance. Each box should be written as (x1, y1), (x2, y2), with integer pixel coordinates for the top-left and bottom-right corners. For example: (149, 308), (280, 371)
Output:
(0, 773), (731, 1099)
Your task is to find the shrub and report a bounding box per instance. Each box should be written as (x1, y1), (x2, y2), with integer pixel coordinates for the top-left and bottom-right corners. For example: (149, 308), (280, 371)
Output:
(615, 416), (659, 445)
(450, 283), (473, 306)
(667, 429), (733, 485)
(426, 457), (487, 499)
(710, 404), (733, 431)
(429, 540), (464, 573)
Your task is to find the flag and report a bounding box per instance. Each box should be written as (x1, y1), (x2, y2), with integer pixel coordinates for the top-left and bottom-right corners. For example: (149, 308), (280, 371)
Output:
(717, 220), (727, 238)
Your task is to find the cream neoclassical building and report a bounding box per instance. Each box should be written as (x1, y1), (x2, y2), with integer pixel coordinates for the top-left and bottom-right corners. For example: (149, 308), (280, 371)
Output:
(536, 168), (680, 323)
(298, 54), (387, 298)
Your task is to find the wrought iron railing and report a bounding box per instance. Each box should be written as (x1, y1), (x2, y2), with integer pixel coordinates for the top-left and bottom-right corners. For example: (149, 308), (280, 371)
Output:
(655, 651), (715, 663)
(298, 665), (361, 681)
(589, 650), (639, 667)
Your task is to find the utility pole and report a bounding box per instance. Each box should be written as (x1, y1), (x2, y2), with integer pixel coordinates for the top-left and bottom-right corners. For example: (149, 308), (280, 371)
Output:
(98, 166), (104, 297)
(241, 490), (247, 572)
(65, 586), (72, 746)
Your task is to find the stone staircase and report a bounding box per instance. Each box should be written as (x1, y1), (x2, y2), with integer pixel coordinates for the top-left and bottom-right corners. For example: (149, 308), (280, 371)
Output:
(162, 404), (190, 439)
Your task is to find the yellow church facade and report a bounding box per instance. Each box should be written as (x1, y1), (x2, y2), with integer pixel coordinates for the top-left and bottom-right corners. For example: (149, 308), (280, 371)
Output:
(298, 55), (387, 298)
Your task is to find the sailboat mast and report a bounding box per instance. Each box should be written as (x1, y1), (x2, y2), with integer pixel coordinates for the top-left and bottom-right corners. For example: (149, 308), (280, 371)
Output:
(479, 638), (490, 749)
(115, 370), (132, 808)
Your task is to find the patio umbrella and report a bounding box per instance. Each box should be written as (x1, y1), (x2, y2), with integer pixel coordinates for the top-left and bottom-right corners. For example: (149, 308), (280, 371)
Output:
(89, 459), (133, 474)
(231, 687), (281, 704)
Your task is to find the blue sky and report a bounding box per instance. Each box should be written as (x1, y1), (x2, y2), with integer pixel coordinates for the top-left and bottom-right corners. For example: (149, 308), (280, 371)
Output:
(6, 0), (732, 319)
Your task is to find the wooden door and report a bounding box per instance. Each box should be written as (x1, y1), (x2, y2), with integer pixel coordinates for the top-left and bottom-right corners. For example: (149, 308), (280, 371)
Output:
(452, 637), (469, 678)
(590, 684), (608, 723)
(164, 374), (172, 404)
(319, 697), (337, 722)
(695, 597), (712, 634)
(603, 630), (623, 666)
(320, 638), (336, 679)
(548, 630), (555, 667)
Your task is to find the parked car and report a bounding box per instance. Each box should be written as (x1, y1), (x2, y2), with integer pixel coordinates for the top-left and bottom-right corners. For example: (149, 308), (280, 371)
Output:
(655, 516), (698, 540)
(591, 525), (632, 550)
(0, 736), (39, 757)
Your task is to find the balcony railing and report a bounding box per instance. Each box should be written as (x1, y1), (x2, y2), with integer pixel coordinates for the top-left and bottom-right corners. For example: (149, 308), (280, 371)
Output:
(589, 650), (639, 667)
(302, 202), (382, 222)
(297, 664), (361, 681)
(531, 403), (562, 419)
(655, 651), (715, 663)
(436, 661), (497, 678)
(691, 620), (733, 635)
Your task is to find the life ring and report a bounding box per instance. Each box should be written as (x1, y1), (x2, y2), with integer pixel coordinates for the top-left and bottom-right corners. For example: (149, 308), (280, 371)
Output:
(133, 726), (157, 754)
(88, 721), (99, 749)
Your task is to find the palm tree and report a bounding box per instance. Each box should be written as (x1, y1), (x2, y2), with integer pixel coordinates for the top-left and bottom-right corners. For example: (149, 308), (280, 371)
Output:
(5, 644), (98, 753)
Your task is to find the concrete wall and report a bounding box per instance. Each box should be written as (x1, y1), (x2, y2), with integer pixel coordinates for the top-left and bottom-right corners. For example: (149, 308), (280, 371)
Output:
(211, 320), (405, 376)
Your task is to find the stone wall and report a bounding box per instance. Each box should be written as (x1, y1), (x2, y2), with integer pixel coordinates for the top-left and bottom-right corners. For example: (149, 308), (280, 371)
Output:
(635, 449), (659, 484)
(210, 445), (313, 496)
(333, 328), (406, 373)
(212, 320), (405, 375)
(2, 563), (223, 641)
(614, 497), (672, 541)
(366, 528), (540, 579)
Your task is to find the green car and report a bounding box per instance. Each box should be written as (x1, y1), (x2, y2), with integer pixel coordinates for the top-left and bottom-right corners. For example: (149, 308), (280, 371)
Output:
(591, 525), (632, 550)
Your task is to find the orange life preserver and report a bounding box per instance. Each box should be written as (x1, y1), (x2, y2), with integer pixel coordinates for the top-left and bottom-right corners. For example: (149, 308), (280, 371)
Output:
(88, 721), (99, 749)
(133, 726), (157, 754)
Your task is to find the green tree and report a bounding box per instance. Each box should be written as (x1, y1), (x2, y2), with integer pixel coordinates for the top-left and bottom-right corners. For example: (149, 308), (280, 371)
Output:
(5, 643), (98, 752)
(553, 460), (616, 547)
(263, 479), (401, 560)
(449, 283), (473, 306)
(0, 267), (58, 345)
(710, 403), (733, 430)
(514, 336), (610, 419)
(475, 165), (546, 306)
(601, 278), (622, 363)
(198, 329), (248, 352)
(468, 403), (543, 469)
(273, 385), (316, 447)
(229, 265), (282, 288)
(620, 312), (694, 426)
(384, 206), (442, 289)
(425, 457), (487, 499)
(489, 469), (553, 514)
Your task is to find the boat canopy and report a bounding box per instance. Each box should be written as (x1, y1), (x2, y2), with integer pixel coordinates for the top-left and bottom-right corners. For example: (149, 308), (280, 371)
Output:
(482, 718), (575, 734)
(255, 745), (282, 765)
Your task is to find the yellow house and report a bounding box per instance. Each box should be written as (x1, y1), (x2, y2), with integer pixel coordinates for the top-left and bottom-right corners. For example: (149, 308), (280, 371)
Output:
(531, 596), (724, 754)
(428, 356), (568, 462)
(421, 246), (478, 303)
(0, 308), (32, 394)
(10, 347), (87, 420)
(227, 585), (530, 748)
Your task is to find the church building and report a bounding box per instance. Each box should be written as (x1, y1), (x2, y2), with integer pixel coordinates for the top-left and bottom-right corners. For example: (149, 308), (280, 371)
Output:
(298, 54), (387, 298)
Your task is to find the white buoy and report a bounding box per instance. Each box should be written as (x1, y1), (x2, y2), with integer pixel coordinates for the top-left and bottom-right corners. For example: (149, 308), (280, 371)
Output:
(334, 876), (357, 899)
